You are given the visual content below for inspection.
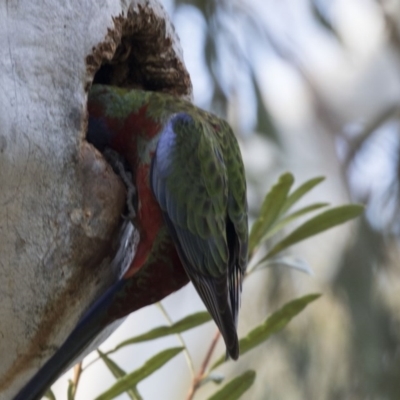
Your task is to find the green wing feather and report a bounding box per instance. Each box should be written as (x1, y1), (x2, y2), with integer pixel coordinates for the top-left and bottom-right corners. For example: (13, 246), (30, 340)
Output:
(151, 111), (248, 359)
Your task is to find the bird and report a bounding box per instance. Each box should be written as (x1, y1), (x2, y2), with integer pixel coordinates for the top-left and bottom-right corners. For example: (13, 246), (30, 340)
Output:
(13, 84), (248, 400)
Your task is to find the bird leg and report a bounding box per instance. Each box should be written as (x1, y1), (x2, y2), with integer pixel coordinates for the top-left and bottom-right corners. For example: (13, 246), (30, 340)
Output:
(103, 147), (137, 223)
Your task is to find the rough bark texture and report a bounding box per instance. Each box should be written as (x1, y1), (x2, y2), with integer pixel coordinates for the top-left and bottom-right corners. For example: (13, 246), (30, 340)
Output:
(0, 0), (192, 398)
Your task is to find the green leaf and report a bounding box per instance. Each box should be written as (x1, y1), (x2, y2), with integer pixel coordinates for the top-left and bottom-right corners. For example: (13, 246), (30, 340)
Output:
(94, 347), (184, 400)
(67, 381), (74, 400)
(98, 350), (126, 378)
(265, 204), (364, 259)
(264, 202), (329, 241)
(110, 312), (211, 353)
(98, 351), (140, 400)
(211, 294), (320, 369)
(249, 173), (294, 253)
(256, 256), (314, 276)
(44, 390), (56, 400)
(207, 370), (256, 400)
(279, 176), (325, 216)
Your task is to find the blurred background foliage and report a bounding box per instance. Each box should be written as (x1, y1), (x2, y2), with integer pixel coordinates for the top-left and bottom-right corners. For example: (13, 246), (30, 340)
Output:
(56, 0), (400, 399)
(171, 0), (400, 399)
(167, 1), (400, 398)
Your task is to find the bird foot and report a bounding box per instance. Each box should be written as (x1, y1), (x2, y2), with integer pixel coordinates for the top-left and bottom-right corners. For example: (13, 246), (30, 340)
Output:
(103, 147), (137, 223)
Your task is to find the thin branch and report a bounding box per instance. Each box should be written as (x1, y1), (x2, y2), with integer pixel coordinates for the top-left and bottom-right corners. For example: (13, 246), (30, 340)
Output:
(185, 330), (221, 400)
(156, 302), (196, 379)
(71, 362), (83, 399)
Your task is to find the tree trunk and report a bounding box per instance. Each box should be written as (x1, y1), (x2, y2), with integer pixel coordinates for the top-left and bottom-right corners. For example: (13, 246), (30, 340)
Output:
(0, 1), (192, 397)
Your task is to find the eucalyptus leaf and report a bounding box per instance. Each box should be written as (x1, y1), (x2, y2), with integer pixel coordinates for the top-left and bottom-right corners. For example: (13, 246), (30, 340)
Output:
(256, 256), (314, 276)
(44, 390), (56, 400)
(265, 204), (364, 259)
(67, 380), (74, 400)
(98, 351), (139, 400)
(94, 347), (183, 400)
(207, 370), (256, 400)
(249, 173), (294, 252)
(108, 312), (211, 353)
(264, 202), (329, 241)
(98, 350), (126, 377)
(211, 294), (320, 369)
(279, 176), (325, 216)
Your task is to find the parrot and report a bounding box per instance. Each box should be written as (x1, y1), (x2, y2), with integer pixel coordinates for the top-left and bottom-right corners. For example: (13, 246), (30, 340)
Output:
(13, 84), (248, 400)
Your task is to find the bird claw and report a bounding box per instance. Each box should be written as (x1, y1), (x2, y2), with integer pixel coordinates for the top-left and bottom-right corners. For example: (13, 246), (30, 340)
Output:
(103, 148), (138, 224)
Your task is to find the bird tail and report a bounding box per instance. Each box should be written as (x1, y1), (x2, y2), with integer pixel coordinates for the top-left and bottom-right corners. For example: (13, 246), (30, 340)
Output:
(191, 273), (239, 360)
